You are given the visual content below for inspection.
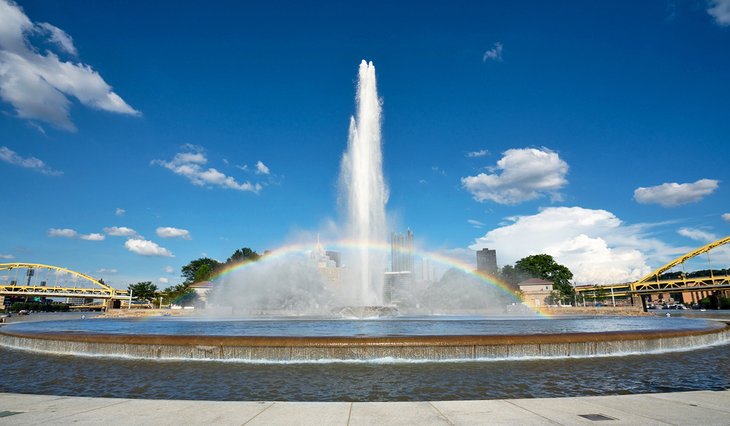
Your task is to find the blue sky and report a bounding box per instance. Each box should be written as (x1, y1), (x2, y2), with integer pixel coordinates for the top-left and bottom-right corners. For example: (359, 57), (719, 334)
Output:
(1, 0), (729, 288)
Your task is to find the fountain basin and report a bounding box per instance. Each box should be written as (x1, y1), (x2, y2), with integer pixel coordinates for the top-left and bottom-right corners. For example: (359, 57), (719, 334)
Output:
(1, 318), (727, 362)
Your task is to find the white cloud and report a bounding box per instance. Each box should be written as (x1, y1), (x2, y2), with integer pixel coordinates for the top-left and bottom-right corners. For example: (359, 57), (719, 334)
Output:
(633, 179), (719, 207)
(466, 149), (489, 158)
(115, 207), (125, 216)
(103, 226), (138, 237)
(468, 206), (690, 284)
(36, 22), (77, 56)
(48, 228), (107, 241)
(158, 277), (169, 284)
(255, 160), (270, 175)
(461, 148), (569, 205)
(483, 42), (503, 62)
(708, 0), (730, 25)
(678, 227), (717, 243)
(48, 228), (77, 238)
(152, 146), (262, 193)
(97, 268), (117, 274)
(0, 0), (139, 131)
(124, 238), (173, 257)
(0, 146), (62, 175)
(723, 213), (730, 223)
(164, 265), (175, 274)
(0, 253), (14, 259)
(79, 233), (105, 241)
(156, 227), (191, 240)
(467, 219), (485, 229)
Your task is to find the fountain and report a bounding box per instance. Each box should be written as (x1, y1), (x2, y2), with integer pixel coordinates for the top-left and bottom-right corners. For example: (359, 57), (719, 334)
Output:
(340, 60), (388, 308)
(1, 61), (729, 400)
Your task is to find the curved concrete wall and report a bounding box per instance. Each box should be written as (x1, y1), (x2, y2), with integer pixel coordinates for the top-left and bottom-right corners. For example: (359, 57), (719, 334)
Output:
(1, 325), (728, 362)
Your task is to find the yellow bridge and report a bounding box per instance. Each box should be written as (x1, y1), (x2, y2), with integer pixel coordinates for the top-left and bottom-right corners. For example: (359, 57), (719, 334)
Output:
(575, 235), (730, 300)
(0, 263), (130, 308)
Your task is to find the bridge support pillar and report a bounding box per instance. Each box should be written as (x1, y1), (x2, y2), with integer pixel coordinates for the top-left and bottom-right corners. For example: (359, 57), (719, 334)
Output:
(633, 294), (647, 312)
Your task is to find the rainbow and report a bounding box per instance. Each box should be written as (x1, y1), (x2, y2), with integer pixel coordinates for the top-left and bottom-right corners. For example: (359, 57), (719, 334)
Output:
(208, 239), (547, 316)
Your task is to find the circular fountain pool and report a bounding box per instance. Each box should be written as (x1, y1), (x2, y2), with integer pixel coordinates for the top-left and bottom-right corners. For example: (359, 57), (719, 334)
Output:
(1, 316), (727, 362)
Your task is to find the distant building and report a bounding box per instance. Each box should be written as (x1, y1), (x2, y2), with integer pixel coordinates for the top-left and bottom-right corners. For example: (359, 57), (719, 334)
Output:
(413, 257), (436, 283)
(518, 278), (554, 308)
(384, 271), (412, 305)
(476, 248), (498, 275)
(189, 281), (214, 307)
(310, 236), (344, 288)
(391, 229), (414, 273)
(325, 251), (341, 268)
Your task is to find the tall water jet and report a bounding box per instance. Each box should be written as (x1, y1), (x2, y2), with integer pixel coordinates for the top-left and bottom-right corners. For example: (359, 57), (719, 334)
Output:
(340, 60), (388, 306)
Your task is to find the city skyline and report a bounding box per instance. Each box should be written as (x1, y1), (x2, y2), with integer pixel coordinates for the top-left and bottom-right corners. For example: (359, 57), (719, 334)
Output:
(1, 0), (730, 289)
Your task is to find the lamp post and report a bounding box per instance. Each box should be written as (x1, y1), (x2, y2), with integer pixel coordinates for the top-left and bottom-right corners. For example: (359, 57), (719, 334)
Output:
(128, 289), (133, 310)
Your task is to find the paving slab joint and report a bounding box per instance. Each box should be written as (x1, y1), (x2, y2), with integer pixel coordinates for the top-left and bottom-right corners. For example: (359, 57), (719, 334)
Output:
(427, 401), (455, 425)
(240, 402), (274, 426)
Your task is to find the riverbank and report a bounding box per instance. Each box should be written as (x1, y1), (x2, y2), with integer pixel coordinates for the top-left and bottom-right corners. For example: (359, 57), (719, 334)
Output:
(1, 390), (728, 425)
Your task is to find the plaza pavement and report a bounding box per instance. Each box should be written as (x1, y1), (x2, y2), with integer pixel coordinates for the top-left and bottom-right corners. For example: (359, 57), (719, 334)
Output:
(1, 390), (728, 425)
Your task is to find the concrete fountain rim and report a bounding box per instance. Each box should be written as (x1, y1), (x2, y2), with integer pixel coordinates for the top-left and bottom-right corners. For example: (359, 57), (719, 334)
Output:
(1, 322), (727, 347)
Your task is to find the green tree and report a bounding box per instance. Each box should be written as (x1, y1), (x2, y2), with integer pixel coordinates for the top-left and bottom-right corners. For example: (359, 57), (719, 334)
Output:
(514, 254), (575, 305)
(161, 283), (196, 306)
(226, 247), (260, 264)
(181, 258), (221, 284)
(128, 281), (158, 302)
(499, 264), (532, 291)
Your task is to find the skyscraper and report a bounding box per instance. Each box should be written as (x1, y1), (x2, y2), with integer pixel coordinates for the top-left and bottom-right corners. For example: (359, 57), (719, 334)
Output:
(391, 228), (414, 272)
(476, 248), (498, 275)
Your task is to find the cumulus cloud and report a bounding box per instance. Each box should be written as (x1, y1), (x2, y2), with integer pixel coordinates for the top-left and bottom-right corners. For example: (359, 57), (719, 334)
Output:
(483, 42), (503, 62)
(0, 146), (62, 175)
(152, 146), (262, 193)
(723, 213), (730, 223)
(48, 228), (77, 238)
(48, 228), (107, 241)
(124, 238), (173, 257)
(79, 233), (104, 241)
(115, 207), (125, 216)
(97, 268), (117, 274)
(461, 148), (568, 205)
(255, 160), (270, 175)
(466, 149), (489, 158)
(164, 265), (175, 274)
(708, 0), (730, 25)
(158, 277), (169, 284)
(633, 179), (719, 207)
(156, 227), (191, 240)
(103, 226), (138, 237)
(678, 227), (717, 243)
(0, 0), (139, 131)
(0, 253), (14, 259)
(469, 206), (690, 284)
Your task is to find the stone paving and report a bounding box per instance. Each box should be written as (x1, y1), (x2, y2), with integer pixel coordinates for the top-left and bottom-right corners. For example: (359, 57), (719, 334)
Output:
(1, 390), (729, 425)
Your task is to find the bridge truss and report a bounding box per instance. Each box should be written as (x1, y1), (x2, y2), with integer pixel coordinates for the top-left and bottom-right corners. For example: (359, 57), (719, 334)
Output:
(575, 235), (730, 298)
(0, 263), (129, 301)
